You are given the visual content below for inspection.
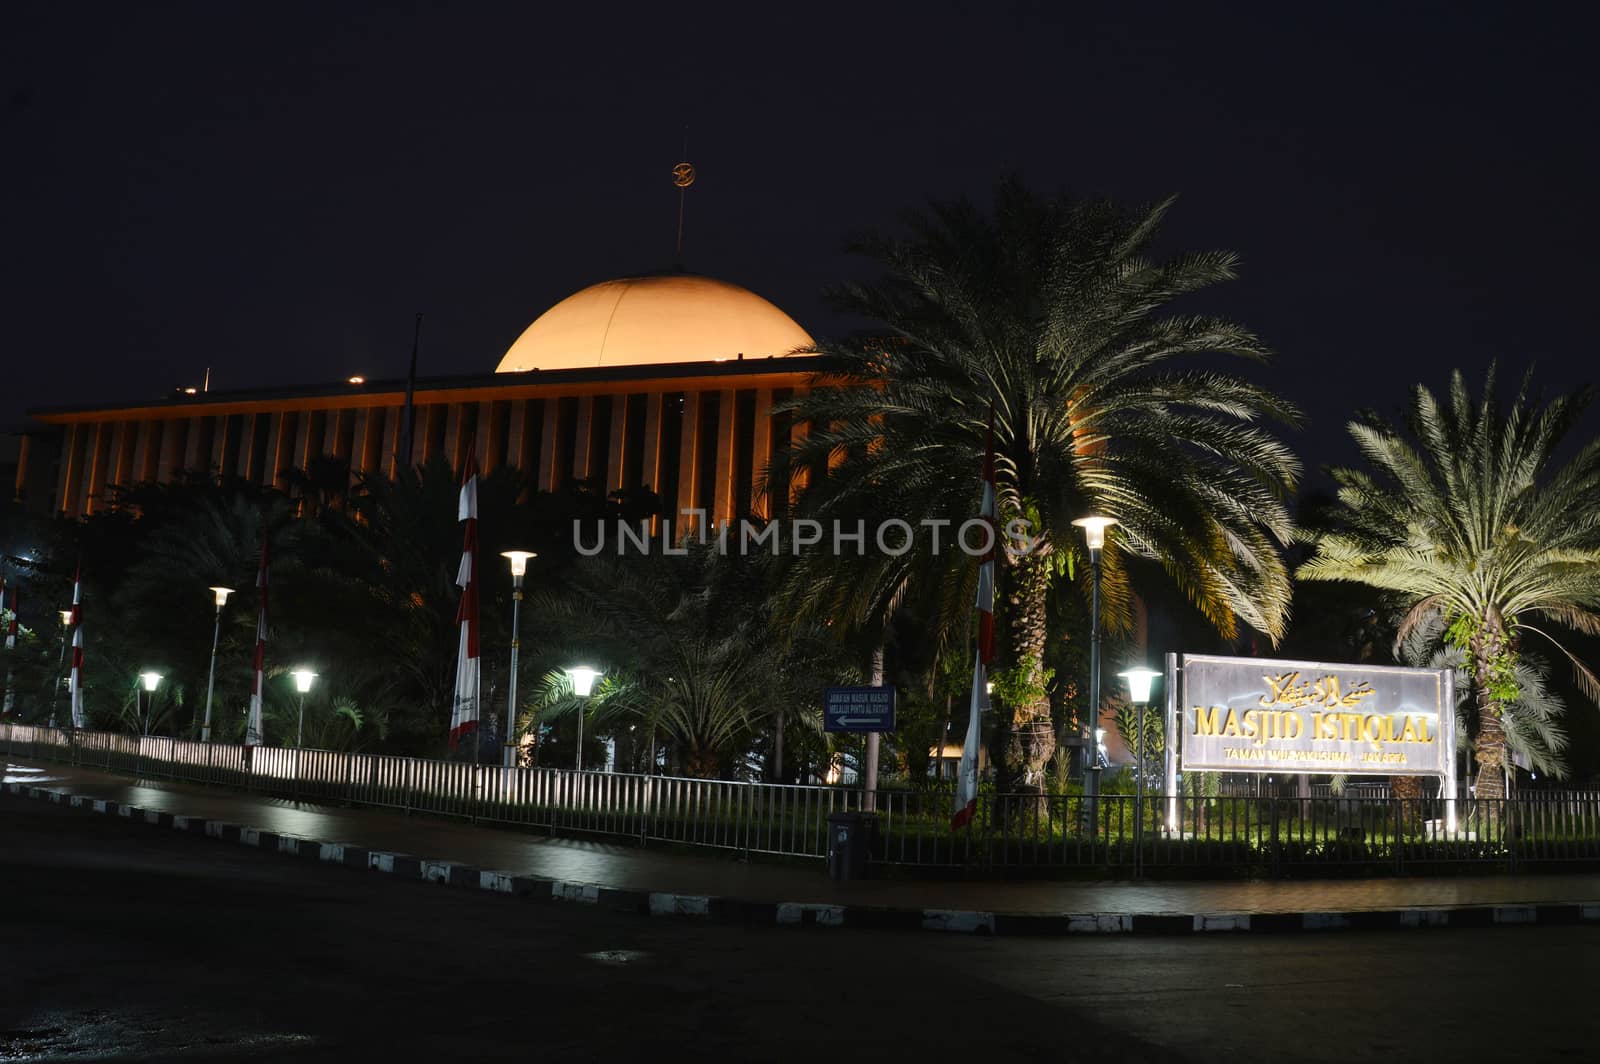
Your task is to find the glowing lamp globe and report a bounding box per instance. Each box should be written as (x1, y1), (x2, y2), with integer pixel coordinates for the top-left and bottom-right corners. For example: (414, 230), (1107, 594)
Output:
(501, 550), (537, 578)
(291, 669), (317, 694)
(1119, 667), (1162, 705)
(139, 671), (163, 693)
(1071, 515), (1118, 551)
(568, 666), (600, 697)
(210, 586), (235, 608)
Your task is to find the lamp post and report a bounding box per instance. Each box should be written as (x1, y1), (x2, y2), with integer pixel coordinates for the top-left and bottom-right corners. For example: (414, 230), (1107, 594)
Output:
(138, 671), (163, 736)
(202, 586), (234, 743)
(1071, 515), (1116, 835)
(291, 668), (316, 747)
(567, 666), (599, 771)
(52, 609), (72, 726)
(500, 551), (536, 770)
(1120, 666), (1162, 868)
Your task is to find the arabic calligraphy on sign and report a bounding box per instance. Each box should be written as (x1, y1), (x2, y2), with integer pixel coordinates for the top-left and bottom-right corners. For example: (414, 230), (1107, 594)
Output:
(1259, 671), (1376, 709)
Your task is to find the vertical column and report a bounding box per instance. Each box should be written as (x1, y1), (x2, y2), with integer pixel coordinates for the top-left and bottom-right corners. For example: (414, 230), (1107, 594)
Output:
(111, 422), (136, 491)
(349, 409), (371, 475)
(55, 425), (82, 517)
(571, 395), (594, 482)
(380, 406), (401, 478)
(750, 388), (773, 518)
(412, 405), (434, 467)
(675, 392), (701, 537)
(789, 385), (811, 506)
(209, 415), (230, 482)
(537, 398), (560, 491)
(157, 419), (185, 483)
(505, 400), (526, 477)
(640, 393), (663, 494)
(78, 423), (107, 516)
(323, 408), (342, 459)
(712, 389), (737, 526)
(235, 415), (256, 480)
(100, 422), (126, 502)
(476, 401), (493, 471)
(605, 393), (629, 494)
(12, 434), (30, 503)
(129, 420), (154, 484)
(183, 416), (205, 473)
(443, 403), (464, 473)
(260, 413), (284, 487)
(292, 411), (313, 474)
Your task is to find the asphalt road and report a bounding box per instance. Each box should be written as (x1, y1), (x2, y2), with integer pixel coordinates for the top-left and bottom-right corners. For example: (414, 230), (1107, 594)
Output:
(1, 797), (1595, 1063)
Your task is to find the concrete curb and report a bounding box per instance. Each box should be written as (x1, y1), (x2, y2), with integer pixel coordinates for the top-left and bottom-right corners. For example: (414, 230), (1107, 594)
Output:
(8, 781), (1600, 937)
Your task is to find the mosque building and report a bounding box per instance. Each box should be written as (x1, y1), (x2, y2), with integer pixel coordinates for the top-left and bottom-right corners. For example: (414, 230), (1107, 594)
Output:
(13, 271), (827, 534)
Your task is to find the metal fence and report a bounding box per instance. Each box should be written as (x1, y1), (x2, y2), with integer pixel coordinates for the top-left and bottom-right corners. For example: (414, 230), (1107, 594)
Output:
(6, 723), (1599, 876)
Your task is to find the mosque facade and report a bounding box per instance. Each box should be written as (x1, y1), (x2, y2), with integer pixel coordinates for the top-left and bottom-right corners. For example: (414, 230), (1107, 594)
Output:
(14, 273), (826, 535)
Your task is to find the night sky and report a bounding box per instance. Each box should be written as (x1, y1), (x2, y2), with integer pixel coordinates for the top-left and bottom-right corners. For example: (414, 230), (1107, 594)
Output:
(6, 2), (1597, 484)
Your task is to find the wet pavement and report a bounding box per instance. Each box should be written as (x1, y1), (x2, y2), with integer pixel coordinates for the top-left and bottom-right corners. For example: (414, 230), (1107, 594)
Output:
(7, 759), (1600, 917)
(3, 798), (1596, 1062)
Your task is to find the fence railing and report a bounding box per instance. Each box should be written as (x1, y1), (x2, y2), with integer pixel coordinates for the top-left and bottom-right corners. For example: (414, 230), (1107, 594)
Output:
(6, 723), (1600, 876)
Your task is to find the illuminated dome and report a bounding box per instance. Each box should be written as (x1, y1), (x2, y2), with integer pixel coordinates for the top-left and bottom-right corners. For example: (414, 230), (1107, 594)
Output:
(496, 273), (814, 373)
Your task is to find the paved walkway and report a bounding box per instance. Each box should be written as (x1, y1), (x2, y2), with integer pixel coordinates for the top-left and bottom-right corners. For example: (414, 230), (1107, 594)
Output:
(8, 757), (1600, 927)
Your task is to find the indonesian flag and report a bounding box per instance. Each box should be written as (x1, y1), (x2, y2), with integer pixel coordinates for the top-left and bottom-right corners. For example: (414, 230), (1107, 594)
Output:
(953, 415), (997, 830)
(449, 450), (481, 749)
(69, 564), (87, 729)
(245, 530), (268, 747)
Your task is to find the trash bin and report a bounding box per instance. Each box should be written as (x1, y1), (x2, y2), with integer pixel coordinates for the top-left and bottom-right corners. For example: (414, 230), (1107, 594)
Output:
(827, 811), (876, 881)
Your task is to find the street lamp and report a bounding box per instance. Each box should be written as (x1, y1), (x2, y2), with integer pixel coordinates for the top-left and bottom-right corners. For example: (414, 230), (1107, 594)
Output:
(567, 665), (599, 771)
(138, 671), (163, 736)
(291, 668), (316, 747)
(1119, 666), (1162, 853)
(201, 586), (234, 743)
(500, 550), (536, 770)
(1071, 515), (1116, 833)
(51, 609), (73, 725)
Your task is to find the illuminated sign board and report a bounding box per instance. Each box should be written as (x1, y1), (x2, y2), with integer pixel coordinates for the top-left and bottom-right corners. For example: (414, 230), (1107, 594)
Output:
(1178, 654), (1453, 777)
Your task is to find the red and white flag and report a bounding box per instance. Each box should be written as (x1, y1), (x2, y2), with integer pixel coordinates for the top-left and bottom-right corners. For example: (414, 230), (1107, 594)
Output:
(953, 415), (997, 830)
(245, 530), (268, 747)
(69, 564), (87, 729)
(449, 450), (481, 750)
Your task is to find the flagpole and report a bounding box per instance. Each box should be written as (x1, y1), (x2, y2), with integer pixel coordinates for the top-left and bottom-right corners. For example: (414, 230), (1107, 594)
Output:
(400, 314), (422, 472)
(952, 410), (996, 832)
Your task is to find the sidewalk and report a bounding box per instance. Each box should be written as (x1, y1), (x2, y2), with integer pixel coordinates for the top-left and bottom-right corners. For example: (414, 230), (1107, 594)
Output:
(7, 757), (1600, 936)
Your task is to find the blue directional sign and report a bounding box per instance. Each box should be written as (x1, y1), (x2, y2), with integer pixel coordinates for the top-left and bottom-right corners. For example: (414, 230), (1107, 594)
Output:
(824, 685), (897, 733)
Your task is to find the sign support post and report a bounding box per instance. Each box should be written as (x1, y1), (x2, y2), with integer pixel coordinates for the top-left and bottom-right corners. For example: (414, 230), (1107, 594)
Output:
(1164, 652), (1178, 833)
(865, 648), (884, 812)
(1442, 668), (1458, 834)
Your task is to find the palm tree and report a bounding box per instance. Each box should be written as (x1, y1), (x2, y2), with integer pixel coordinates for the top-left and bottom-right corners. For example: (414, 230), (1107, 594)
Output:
(770, 179), (1300, 792)
(1300, 368), (1600, 799)
(1397, 607), (1569, 782)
